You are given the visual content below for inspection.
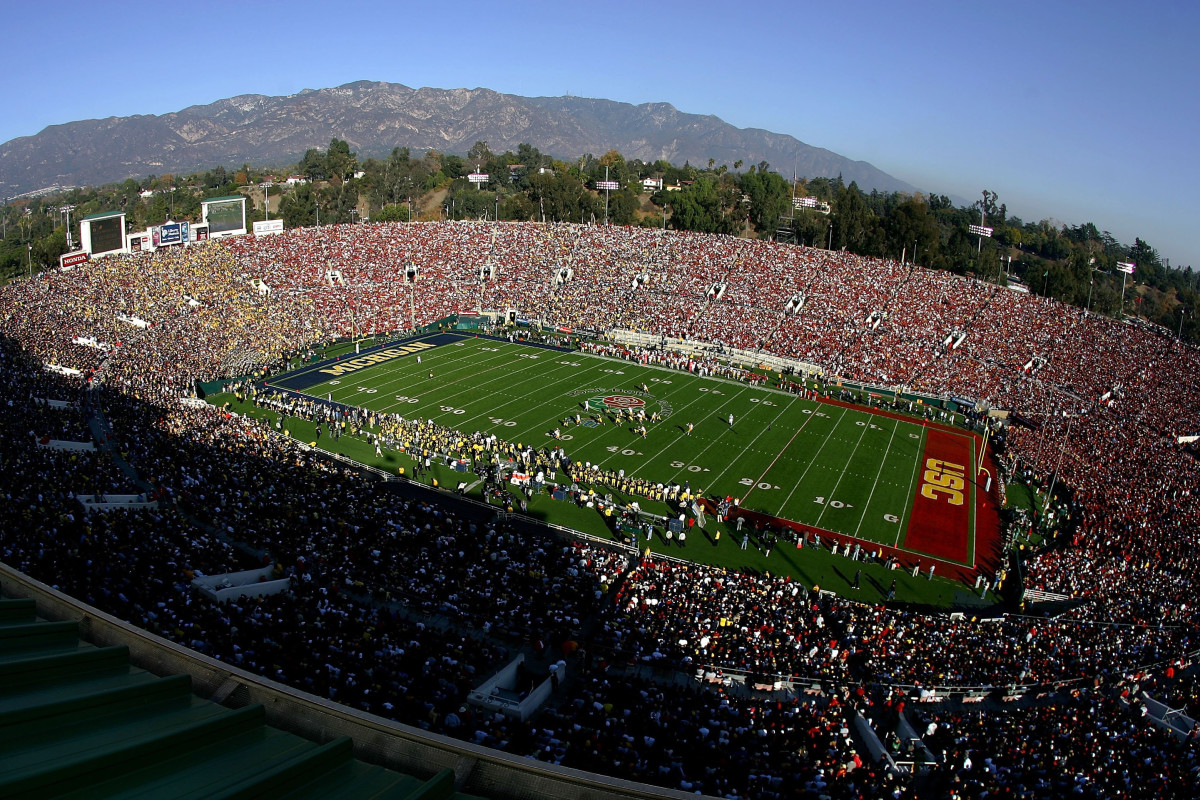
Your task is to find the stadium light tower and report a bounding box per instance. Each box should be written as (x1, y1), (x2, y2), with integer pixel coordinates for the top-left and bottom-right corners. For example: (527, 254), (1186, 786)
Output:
(60, 205), (75, 250)
(597, 166), (619, 227)
(261, 183), (271, 221)
(969, 190), (994, 254)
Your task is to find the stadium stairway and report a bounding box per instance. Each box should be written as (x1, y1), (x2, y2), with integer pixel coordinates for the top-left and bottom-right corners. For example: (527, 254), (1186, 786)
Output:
(0, 597), (479, 800)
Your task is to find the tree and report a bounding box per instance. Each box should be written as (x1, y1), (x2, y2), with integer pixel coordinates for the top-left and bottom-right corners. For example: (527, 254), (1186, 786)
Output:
(528, 171), (598, 223)
(324, 139), (358, 183)
(500, 194), (537, 222)
(607, 190), (638, 226)
(516, 143), (546, 170)
(832, 182), (882, 255)
(668, 176), (740, 235)
(467, 141), (493, 167)
(885, 196), (940, 264)
(440, 154), (468, 181)
(300, 149), (326, 182)
(280, 183), (317, 228)
(738, 169), (790, 238)
(1127, 238), (1162, 286)
(374, 204), (410, 223)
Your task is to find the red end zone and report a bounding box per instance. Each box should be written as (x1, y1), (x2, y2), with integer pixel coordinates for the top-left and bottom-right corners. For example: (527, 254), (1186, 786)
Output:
(902, 428), (973, 564)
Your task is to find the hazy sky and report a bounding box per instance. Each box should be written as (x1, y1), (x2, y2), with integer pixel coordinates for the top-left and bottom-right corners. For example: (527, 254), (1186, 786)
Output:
(3, 0), (1197, 266)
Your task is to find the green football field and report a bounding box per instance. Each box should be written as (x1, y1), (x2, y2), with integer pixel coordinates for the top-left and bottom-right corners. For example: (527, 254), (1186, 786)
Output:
(263, 332), (980, 568)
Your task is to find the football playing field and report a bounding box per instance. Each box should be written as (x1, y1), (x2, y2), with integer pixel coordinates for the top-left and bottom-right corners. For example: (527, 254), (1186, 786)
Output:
(267, 332), (987, 570)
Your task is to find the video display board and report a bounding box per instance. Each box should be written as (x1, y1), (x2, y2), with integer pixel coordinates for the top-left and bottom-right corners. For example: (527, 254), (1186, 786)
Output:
(204, 198), (246, 235)
(89, 215), (124, 255)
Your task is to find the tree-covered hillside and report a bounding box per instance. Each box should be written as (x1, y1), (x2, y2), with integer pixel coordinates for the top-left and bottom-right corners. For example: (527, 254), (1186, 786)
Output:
(3, 139), (1194, 341)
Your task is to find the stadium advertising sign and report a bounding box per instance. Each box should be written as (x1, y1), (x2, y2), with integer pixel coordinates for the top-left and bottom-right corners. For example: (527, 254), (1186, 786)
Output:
(59, 250), (89, 269)
(467, 173), (489, 183)
(253, 219), (285, 237)
(157, 223), (184, 246)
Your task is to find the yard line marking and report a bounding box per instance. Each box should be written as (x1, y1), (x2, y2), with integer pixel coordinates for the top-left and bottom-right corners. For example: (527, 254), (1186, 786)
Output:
(812, 415), (875, 529)
(705, 397), (797, 489)
(893, 426), (928, 548)
(758, 410), (854, 510)
(853, 417), (903, 539)
(739, 402), (825, 503)
(368, 344), (582, 415)
(660, 385), (755, 485)
(308, 341), (515, 404)
(479, 361), (701, 451)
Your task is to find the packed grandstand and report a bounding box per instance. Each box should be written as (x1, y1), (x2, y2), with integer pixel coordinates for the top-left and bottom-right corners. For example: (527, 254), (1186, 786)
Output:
(1, 221), (1197, 799)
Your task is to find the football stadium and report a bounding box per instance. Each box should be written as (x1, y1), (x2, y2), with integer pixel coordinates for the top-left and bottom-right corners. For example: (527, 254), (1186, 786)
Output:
(2, 221), (1198, 798)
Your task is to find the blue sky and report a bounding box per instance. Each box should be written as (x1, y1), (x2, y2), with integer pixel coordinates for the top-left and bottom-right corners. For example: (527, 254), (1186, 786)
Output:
(3, 0), (1197, 267)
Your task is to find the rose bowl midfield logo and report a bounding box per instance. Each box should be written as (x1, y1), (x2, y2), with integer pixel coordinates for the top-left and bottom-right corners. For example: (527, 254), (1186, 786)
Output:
(568, 386), (673, 419)
(588, 394), (645, 412)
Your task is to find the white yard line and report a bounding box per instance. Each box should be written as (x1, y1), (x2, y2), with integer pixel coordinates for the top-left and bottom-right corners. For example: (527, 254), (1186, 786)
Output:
(813, 415), (874, 528)
(893, 426), (928, 548)
(853, 417), (903, 538)
(705, 397), (797, 490)
(774, 407), (850, 511)
(661, 386), (754, 484)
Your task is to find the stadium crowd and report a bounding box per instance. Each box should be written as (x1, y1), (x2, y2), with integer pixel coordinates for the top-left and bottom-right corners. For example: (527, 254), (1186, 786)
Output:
(1, 220), (1198, 798)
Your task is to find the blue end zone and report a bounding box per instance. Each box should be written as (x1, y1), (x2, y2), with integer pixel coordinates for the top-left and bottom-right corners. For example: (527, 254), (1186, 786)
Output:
(269, 332), (458, 391)
(268, 331), (575, 392)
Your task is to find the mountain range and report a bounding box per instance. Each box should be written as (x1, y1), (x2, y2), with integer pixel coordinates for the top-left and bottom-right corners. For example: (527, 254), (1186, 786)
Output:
(0, 80), (917, 198)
